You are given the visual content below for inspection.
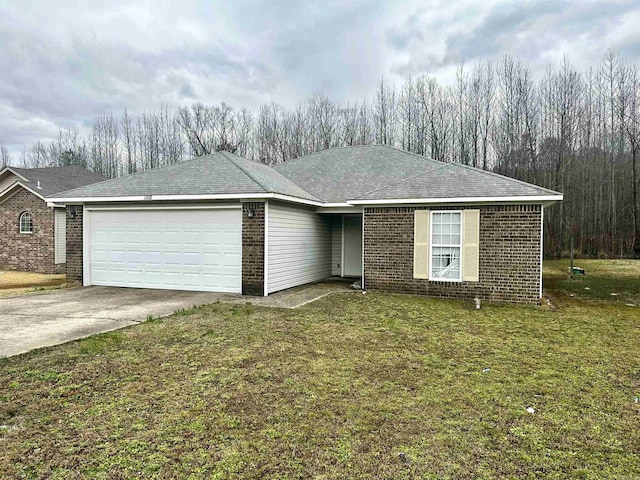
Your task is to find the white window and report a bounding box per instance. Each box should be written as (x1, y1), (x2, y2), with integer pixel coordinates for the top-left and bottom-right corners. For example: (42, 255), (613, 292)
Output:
(430, 211), (462, 281)
(19, 212), (33, 234)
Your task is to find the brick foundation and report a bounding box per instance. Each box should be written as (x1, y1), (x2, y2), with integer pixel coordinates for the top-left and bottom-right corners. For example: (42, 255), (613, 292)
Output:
(65, 205), (83, 284)
(242, 202), (265, 296)
(0, 187), (56, 273)
(364, 205), (542, 303)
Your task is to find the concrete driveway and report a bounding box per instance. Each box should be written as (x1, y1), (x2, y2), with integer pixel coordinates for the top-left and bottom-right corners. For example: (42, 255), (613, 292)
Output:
(0, 286), (236, 357)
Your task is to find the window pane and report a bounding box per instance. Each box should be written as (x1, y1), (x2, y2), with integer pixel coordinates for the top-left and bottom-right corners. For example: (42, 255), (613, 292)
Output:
(20, 213), (33, 233)
(431, 246), (461, 279)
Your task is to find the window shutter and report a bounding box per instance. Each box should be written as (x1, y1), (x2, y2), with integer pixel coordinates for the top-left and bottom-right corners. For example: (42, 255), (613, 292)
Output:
(413, 209), (429, 279)
(462, 209), (480, 282)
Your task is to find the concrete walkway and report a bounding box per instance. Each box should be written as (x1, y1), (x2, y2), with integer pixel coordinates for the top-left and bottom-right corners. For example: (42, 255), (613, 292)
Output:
(0, 280), (357, 357)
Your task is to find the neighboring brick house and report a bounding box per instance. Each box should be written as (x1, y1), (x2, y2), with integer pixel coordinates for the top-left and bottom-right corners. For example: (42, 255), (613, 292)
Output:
(0, 166), (106, 274)
(49, 146), (562, 303)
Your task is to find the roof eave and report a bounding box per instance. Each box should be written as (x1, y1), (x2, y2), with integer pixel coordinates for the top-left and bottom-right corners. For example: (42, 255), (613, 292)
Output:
(0, 167), (31, 183)
(46, 192), (324, 207)
(0, 181), (47, 202)
(347, 195), (564, 206)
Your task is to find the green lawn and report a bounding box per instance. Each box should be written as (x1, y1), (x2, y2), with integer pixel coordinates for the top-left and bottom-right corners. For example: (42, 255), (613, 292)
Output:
(1, 262), (639, 479)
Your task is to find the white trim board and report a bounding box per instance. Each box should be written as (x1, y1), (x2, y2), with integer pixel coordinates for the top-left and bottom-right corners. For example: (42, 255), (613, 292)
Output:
(348, 195), (563, 205)
(48, 192), (323, 207)
(84, 205), (241, 212)
(264, 200), (269, 296)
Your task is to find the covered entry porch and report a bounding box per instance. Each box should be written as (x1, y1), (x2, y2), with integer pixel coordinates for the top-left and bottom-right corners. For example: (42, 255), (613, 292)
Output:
(324, 213), (363, 278)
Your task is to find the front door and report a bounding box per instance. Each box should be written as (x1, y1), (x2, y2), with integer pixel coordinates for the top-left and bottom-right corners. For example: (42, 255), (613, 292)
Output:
(343, 215), (362, 276)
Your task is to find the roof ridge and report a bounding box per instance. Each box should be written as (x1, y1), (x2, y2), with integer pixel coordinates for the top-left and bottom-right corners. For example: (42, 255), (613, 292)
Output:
(221, 151), (321, 201)
(350, 163), (451, 200)
(375, 144), (447, 166)
(277, 144), (447, 169)
(219, 151), (270, 193)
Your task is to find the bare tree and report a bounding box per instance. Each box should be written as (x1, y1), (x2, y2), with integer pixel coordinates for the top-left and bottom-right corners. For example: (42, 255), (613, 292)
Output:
(0, 141), (12, 168)
(373, 77), (397, 145)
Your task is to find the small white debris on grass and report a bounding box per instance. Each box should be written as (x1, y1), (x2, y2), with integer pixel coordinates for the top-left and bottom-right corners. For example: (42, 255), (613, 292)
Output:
(611, 293), (619, 296)
(626, 303), (636, 307)
(526, 407), (535, 414)
(634, 397), (639, 404)
(482, 368), (490, 373)
(584, 287), (590, 290)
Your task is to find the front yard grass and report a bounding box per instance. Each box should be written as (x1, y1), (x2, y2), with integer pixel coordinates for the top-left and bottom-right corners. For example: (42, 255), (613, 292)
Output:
(1, 263), (639, 478)
(0, 271), (66, 298)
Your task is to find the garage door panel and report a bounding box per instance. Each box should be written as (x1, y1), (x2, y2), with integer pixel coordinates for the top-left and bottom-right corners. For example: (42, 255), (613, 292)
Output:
(89, 208), (241, 293)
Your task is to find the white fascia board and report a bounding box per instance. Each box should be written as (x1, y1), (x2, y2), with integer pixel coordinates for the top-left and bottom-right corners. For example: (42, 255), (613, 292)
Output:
(85, 204), (242, 211)
(316, 205), (361, 214)
(0, 167), (30, 182)
(0, 181), (46, 202)
(348, 195), (564, 206)
(47, 192), (324, 207)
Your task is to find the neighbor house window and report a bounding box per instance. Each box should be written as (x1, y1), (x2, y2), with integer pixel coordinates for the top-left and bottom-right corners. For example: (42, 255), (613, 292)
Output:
(19, 212), (33, 234)
(430, 211), (462, 281)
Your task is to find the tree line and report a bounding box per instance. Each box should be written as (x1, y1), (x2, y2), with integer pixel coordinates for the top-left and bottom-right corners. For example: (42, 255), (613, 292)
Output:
(2, 52), (640, 258)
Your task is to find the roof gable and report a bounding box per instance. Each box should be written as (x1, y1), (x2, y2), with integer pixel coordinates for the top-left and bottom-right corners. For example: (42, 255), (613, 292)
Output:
(1, 166), (107, 198)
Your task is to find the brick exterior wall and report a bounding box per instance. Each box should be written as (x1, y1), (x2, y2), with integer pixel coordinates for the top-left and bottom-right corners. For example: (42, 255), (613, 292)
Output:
(0, 187), (57, 274)
(364, 205), (542, 303)
(242, 202), (265, 296)
(65, 205), (83, 283)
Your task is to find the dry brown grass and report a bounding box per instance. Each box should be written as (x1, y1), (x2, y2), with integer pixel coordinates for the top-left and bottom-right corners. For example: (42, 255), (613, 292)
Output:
(0, 271), (66, 298)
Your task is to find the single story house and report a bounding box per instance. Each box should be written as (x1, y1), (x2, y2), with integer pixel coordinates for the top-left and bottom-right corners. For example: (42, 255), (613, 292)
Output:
(0, 166), (106, 273)
(48, 145), (562, 303)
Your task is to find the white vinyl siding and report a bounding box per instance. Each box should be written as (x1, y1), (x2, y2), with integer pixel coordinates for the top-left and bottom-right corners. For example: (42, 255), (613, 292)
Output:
(54, 209), (66, 264)
(0, 174), (17, 194)
(330, 217), (342, 276)
(267, 202), (331, 294)
(86, 208), (242, 293)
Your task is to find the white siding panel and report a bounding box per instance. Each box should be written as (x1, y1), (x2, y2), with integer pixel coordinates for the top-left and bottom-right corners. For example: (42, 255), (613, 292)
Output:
(54, 209), (66, 264)
(267, 203), (331, 294)
(330, 217), (342, 276)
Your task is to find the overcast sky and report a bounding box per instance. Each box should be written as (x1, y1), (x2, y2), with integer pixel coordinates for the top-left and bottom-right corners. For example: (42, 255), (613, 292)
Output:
(1, 0), (640, 158)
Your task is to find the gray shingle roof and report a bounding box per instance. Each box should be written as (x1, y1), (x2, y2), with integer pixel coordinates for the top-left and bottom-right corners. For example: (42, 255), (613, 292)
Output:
(53, 151), (320, 201)
(6, 166), (106, 198)
(275, 145), (560, 202)
(274, 145), (444, 203)
(352, 162), (560, 201)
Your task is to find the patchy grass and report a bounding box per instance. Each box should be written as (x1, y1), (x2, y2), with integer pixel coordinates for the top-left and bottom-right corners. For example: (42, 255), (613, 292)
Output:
(544, 259), (640, 304)
(0, 266), (639, 478)
(0, 271), (67, 298)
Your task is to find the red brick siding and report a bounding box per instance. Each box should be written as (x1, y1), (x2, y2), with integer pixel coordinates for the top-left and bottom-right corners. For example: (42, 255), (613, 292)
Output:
(364, 205), (542, 303)
(0, 188), (56, 273)
(65, 205), (83, 283)
(242, 202), (265, 296)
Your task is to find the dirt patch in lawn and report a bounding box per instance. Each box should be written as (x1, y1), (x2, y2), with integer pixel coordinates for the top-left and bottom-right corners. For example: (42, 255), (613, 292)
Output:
(0, 271), (67, 298)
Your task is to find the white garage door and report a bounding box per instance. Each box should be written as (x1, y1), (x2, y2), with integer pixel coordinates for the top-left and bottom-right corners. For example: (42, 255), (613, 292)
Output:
(87, 208), (242, 293)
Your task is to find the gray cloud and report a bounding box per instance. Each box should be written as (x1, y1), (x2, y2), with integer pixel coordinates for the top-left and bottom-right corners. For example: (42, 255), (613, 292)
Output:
(1, 0), (639, 159)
